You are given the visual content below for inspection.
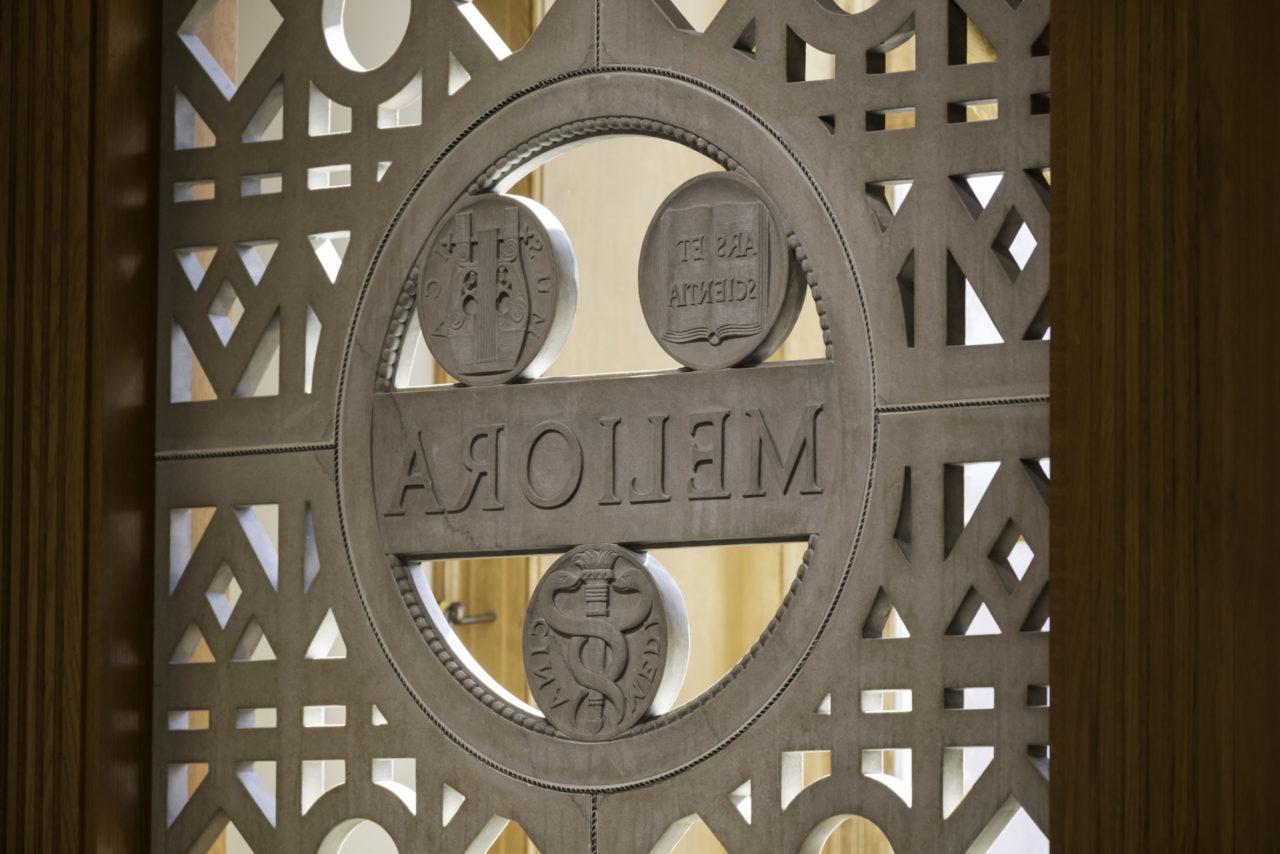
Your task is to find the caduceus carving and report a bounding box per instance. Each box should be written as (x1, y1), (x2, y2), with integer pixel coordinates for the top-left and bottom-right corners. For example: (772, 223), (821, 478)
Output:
(523, 544), (690, 741)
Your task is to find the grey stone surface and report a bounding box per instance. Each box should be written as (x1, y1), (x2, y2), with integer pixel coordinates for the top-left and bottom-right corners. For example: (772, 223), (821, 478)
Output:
(154, 0), (1050, 851)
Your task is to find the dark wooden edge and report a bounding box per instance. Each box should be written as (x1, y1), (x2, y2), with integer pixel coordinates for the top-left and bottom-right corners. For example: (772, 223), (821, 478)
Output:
(1052, 1), (1279, 851)
(1, 0), (158, 850)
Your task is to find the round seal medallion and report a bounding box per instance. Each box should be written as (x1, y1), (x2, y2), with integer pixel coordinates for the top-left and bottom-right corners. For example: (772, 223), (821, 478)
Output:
(411, 193), (577, 386)
(523, 544), (689, 741)
(637, 171), (805, 370)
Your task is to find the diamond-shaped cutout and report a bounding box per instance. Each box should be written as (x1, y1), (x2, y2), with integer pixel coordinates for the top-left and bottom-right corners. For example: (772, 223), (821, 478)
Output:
(180, 0), (282, 100)
(989, 520), (1036, 592)
(207, 280), (243, 346)
(205, 563), (242, 628)
(993, 209), (1038, 280)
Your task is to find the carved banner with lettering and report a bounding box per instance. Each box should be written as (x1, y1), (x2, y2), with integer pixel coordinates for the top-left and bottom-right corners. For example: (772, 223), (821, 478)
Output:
(372, 361), (837, 558)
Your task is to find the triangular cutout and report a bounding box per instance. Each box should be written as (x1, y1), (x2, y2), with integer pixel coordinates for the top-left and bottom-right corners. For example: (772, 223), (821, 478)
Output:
(303, 503), (321, 592)
(234, 504), (279, 588)
(305, 609), (347, 659)
(170, 323), (217, 403)
(863, 588), (910, 639)
(1028, 745), (1050, 779)
(659, 0), (724, 33)
(943, 460), (1001, 554)
(896, 250), (916, 347)
(649, 814), (729, 853)
(1022, 457), (1051, 501)
(943, 746), (995, 817)
(376, 160), (392, 182)
(308, 83), (351, 136)
(947, 256), (1004, 346)
(816, 694), (832, 715)
(165, 762), (209, 826)
(865, 180), (913, 232)
(1025, 166), (1051, 208)
(171, 623), (215, 664)
(169, 506), (215, 593)
(786, 27), (836, 82)
(232, 620), (276, 661)
(950, 172), (1004, 219)
(175, 90), (216, 150)
(309, 230), (350, 284)
(189, 812), (254, 853)
(233, 311), (280, 398)
(175, 246), (217, 290)
(304, 306), (321, 394)
(894, 466), (913, 559)
(947, 587), (1002, 636)
(447, 52), (472, 95)
(966, 797), (1047, 853)
(235, 761), (277, 827)
(729, 780), (752, 823)
(442, 783), (466, 826)
(235, 241), (277, 286)
(372, 704), (389, 726)
(242, 78), (284, 143)
(818, 114), (836, 134)
(867, 15), (916, 73)
(1021, 583), (1050, 632)
(378, 73), (422, 129)
(733, 18), (757, 57)
(948, 1), (998, 65)
(1032, 23), (1050, 57)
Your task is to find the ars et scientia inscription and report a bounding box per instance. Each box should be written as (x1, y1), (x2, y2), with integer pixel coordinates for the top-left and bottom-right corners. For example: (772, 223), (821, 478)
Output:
(523, 545), (689, 741)
(638, 172), (805, 370)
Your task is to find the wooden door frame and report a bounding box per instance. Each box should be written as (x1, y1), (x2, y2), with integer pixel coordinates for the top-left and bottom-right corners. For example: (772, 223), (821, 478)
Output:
(4, 1), (1278, 851)
(1051, 1), (1280, 851)
(2, 0), (158, 850)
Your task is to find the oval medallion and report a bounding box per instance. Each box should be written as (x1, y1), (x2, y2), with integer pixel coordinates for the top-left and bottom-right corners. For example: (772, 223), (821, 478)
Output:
(523, 544), (689, 741)
(412, 193), (577, 386)
(638, 171), (805, 370)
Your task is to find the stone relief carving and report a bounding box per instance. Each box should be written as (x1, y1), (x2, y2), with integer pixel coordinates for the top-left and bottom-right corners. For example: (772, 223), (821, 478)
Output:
(638, 172), (804, 370)
(523, 544), (689, 741)
(412, 194), (577, 386)
(154, 0), (1050, 849)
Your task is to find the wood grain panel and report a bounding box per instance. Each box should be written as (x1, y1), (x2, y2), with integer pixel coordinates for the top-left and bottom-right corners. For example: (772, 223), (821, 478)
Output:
(1052, 1), (1280, 851)
(0, 0), (158, 850)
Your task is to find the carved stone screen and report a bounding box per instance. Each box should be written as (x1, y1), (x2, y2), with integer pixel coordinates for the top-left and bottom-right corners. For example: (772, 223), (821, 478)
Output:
(154, 0), (1049, 852)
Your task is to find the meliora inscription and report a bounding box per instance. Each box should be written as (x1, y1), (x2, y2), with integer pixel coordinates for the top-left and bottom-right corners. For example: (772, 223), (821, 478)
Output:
(638, 172), (805, 371)
(523, 544), (689, 741)
(410, 193), (577, 386)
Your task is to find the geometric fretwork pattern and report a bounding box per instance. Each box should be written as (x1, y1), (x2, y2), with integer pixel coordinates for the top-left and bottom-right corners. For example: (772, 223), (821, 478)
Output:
(156, 0), (1049, 851)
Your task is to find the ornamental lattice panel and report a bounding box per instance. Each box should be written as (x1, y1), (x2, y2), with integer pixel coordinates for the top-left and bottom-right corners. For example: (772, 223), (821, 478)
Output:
(154, 0), (1050, 851)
